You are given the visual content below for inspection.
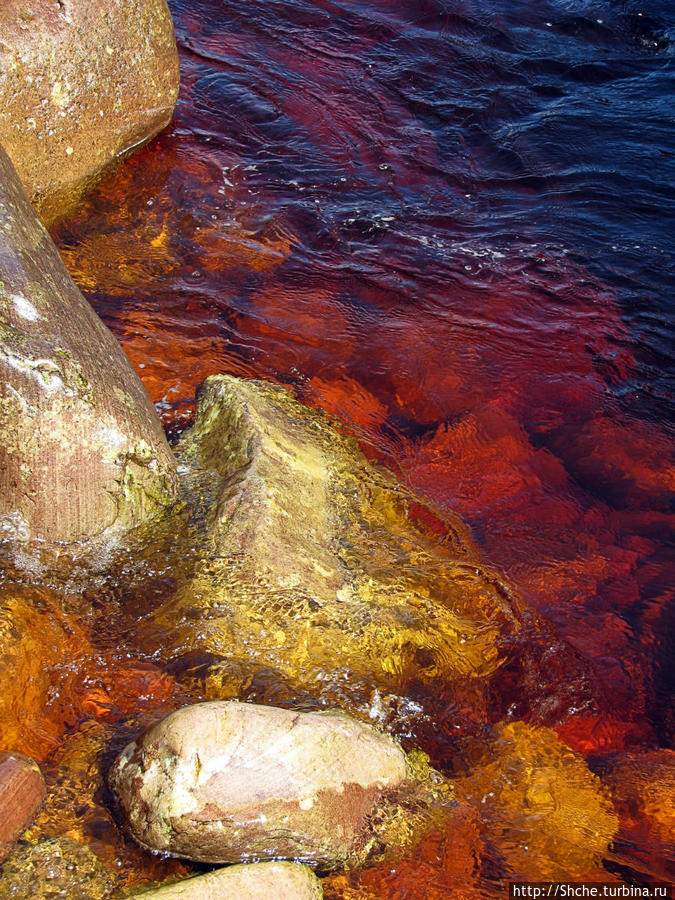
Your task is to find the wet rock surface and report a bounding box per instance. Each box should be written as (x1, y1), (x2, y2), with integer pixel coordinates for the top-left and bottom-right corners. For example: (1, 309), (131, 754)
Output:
(149, 374), (523, 707)
(128, 861), (323, 899)
(0, 0), (179, 222)
(110, 701), (413, 867)
(0, 753), (45, 862)
(0, 145), (178, 543)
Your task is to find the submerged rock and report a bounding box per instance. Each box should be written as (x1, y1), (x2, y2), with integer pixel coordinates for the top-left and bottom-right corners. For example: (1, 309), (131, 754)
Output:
(0, 146), (178, 543)
(27, 719), (192, 890)
(0, 753), (45, 862)
(454, 721), (618, 880)
(0, 836), (115, 900)
(110, 701), (412, 867)
(128, 861), (323, 900)
(0, 584), (102, 758)
(0, 0), (179, 222)
(149, 374), (521, 704)
(601, 748), (675, 878)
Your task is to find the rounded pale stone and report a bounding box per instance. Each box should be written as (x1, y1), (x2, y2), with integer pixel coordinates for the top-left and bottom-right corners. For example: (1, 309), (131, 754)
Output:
(110, 701), (409, 866)
(128, 861), (323, 900)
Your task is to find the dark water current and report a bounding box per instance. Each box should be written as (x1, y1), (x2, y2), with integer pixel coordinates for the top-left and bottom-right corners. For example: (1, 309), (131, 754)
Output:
(46, 0), (674, 892)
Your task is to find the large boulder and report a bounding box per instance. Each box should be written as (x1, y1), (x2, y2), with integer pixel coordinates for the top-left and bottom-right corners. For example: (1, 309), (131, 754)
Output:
(127, 862), (323, 900)
(0, 145), (178, 542)
(110, 701), (411, 867)
(0, 0), (179, 222)
(148, 375), (522, 701)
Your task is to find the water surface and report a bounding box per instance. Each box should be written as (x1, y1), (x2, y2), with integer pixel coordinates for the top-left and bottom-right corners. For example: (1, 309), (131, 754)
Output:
(46, 0), (674, 892)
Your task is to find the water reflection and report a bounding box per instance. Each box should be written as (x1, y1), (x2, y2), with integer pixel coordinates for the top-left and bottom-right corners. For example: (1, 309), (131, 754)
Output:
(12, 0), (674, 893)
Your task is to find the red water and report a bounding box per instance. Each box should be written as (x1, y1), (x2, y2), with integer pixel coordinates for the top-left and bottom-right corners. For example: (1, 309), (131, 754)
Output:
(45, 0), (674, 892)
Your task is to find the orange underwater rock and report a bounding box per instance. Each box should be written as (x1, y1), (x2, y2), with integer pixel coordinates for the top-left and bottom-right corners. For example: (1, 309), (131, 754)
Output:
(454, 721), (618, 881)
(0, 584), (104, 760)
(404, 404), (574, 521)
(0, 581), (178, 762)
(546, 414), (675, 510)
(602, 748), (675, 878)
(307, 374), (389, 435)
(248, 284), (356, 378)
(323, 806), (485, 900)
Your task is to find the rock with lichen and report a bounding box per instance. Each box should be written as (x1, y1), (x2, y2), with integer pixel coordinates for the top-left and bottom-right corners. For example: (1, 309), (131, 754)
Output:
(0, 0), (179, 222)
(127, 861), (323, 900)
(110, 700), (433, 868)
(0, 145), (178, 543)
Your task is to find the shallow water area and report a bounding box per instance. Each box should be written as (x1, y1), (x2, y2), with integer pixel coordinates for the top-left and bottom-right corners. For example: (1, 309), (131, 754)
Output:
(1, 0), (673, 895)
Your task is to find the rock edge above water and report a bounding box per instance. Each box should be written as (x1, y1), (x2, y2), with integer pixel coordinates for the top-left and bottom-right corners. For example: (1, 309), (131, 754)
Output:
(128, 861), (323, 900)
(0, 145), (178, 543)
(0, 0), (179, 221)
(110, 700), (411, 867)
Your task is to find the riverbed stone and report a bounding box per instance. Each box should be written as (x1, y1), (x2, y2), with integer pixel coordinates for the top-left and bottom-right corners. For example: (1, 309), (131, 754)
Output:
(0, 583), (102, 759)
(0, 836), (115, 900)
(0, 145), (178, 543)
(110, 700), (411, 867)
(454, 721), (618, 880)
(148, 374), (522, 706)
(128, 861), (323, 900)
(0, 0), (179, 222)
(0, 753), (45, 862)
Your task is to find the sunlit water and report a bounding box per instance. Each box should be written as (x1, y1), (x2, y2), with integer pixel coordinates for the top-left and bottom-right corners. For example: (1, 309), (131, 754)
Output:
(6, 0), (674, 895)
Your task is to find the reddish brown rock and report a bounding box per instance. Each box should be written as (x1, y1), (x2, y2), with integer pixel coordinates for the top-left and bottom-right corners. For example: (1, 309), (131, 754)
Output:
(0, 0), (179, 222)
(0, 752), (45, 861)
(0, 145), (178, 543)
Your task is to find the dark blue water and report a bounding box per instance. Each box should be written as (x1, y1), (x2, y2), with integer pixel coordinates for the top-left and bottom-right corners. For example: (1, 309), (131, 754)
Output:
(169, 0), (674, 425)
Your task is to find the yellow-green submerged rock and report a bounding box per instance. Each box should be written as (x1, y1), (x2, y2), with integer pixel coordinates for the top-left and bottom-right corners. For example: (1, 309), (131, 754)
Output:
(150, 374), (522, 697)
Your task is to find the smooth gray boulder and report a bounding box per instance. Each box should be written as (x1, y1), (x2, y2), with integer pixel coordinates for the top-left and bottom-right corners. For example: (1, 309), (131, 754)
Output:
(110, 701), (410, 868)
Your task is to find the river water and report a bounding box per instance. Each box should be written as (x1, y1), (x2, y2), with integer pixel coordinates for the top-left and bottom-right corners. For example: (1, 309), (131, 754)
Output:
(45, 0), (674, 894)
